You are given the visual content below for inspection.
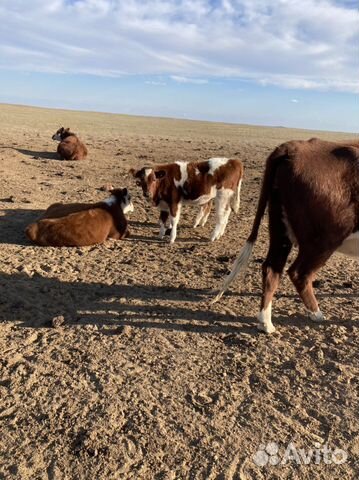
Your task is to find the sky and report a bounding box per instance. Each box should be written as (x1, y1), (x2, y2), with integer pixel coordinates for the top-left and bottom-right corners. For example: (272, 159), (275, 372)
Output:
(0, 0), (358, 132)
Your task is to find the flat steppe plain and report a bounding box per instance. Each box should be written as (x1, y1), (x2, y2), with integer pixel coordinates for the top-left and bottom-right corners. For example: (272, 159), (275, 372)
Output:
(0, 104), (358, 479)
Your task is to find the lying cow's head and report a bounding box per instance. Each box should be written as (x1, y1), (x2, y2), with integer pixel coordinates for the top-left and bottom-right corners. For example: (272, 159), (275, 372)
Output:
(52, 127), (70, 141)
(107, 187), (134, 214)
(130, 167), (166, 201)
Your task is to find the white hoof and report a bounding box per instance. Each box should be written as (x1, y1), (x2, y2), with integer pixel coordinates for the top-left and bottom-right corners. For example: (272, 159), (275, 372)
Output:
(308, 309), (325, 322)
(257, 322), (276, 334)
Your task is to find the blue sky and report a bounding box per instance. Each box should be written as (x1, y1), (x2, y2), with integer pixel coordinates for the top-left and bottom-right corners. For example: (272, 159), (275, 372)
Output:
(0, 0), (358, 132)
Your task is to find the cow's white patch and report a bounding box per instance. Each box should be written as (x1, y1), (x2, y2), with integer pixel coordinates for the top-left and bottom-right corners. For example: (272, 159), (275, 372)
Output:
(257, 302), (276, 333)
(195, 167), (200, 175)
(144, 168), (153, 179)
(183, 186), (216, 206)
(208, 157), (228, 175)
(121, 199), (134, 214)
(52, 133), (62, 141)
(174, 162), (188, 188)
(336, 231), (359, 258)
(103, 195), (116, 206)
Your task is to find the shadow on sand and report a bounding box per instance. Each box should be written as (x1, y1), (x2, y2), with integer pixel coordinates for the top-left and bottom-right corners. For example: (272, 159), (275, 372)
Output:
(0, 270), (258, 335)
(0, 208), (43, 245)
(0, 145), (59, 160)
(15, 147), (59, 160)
(0, 209), (356, 335)
(0, 268), (356, 336)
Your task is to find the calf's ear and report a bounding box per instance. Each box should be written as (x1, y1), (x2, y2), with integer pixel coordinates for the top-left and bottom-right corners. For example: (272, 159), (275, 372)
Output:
(129, 168), (137, 177)
(155, 170), (166, 179)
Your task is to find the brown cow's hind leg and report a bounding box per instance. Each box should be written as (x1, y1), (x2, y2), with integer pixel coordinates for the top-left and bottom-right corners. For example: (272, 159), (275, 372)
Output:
(259, 240), (292, 333)
(258, 196), (292, 333)
(287, 249), (335, 322)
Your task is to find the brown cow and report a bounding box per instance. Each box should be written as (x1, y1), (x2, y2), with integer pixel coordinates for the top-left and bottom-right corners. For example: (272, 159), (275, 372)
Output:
(212, 138), (359, 333)
(132, 157), (244, 243)
(52, 127), (88, 160)
(25, 188), (133, 247)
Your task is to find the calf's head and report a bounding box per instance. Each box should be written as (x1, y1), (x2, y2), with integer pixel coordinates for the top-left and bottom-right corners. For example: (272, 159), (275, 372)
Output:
(130, 167), (166, 201)
(108, 188), (134, 214)
(52, 127), (70, 141)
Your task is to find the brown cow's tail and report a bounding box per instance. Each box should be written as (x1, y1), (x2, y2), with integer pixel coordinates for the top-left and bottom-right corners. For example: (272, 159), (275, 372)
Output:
(25, 223), (39, 243)
(211, 144), (288, 303)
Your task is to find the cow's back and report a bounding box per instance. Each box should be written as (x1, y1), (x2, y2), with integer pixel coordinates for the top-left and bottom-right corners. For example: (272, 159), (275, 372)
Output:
(28, 208), (113, 246)
(183, 158), (243, 198)
(41, 202), (95, 219)
(57, 135), (87, 160)
(277, 139), (359, 196)
(212, 158), (243, 189)
(274, 139), (359, 238)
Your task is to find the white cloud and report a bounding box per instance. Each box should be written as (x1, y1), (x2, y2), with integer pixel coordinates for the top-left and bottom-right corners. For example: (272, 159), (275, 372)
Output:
(170, 75), (208, 84)
(291, 99), (299, 103)
(0, 0), (358, 93)
(145, 80), (167, 86)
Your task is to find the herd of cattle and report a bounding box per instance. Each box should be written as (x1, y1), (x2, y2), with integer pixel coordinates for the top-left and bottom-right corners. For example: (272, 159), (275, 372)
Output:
(24, 128), (358, 332)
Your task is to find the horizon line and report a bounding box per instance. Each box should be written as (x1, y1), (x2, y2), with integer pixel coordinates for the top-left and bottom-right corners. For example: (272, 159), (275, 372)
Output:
(0, 101), (357, 136)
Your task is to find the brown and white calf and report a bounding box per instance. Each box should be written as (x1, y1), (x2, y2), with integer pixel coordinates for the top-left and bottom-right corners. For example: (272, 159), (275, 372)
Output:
(132, 158), (244, 243)
(213, 138), (359, 333)
(25, 188), (133, 247)
(52, 127), (88, 160)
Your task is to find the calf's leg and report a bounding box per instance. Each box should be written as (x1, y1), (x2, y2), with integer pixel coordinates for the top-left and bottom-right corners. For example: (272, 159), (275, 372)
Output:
(169, 203), (182, 243)
(219, 205), (231, 237)
(194, 201), (212, 228)
(159, 210), (169, 238)
(200, 200), (212, 227)
(194, 204), (206, 228)
(211, 189), (232, 241)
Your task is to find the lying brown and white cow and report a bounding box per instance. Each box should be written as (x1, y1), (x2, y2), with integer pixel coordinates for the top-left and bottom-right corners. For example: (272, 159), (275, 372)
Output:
(52, 127), (88, 160)
(132, 158), (244, 243)
(212, 138), (359, 333)
(25, 188), (133, 247)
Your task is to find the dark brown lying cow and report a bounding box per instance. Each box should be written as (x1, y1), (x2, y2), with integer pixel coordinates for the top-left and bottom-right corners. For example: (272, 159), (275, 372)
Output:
(25, 188), (133, 247)
(132, 157), (244, 243)
(213, 138), (359, 333)
(52, 127), (88, 160)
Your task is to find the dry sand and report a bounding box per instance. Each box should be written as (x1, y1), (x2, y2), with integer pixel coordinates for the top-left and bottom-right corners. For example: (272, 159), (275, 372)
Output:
(0, 103), (358, 479)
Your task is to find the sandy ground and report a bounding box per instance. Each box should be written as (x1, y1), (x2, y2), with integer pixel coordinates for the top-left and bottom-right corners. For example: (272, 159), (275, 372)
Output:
(0, 103), (358, 480)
